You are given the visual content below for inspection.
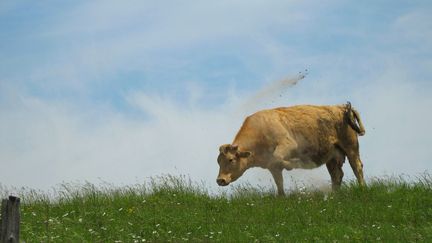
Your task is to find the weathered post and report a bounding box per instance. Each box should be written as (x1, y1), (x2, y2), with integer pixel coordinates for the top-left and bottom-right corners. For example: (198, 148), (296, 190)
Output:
(0, 196), (20, 243)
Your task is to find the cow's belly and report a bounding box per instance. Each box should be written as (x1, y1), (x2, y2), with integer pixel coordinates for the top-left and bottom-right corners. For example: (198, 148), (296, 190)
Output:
(283, 146), (339, 170)
(289, 147), (344, 170)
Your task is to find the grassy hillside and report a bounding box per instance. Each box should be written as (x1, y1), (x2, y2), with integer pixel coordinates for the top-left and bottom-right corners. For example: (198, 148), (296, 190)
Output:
(7, 174), (432, 242)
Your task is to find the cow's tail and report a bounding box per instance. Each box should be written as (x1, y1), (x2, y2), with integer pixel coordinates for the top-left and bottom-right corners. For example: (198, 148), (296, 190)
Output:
(345, 102), (365, 136)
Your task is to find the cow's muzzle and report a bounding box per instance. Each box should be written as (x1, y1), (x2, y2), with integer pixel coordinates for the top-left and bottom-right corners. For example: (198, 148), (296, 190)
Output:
(216, 178), (229, 186)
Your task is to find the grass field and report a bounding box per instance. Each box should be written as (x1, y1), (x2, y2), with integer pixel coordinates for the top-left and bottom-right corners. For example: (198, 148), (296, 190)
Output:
(4, 174), (432, 242)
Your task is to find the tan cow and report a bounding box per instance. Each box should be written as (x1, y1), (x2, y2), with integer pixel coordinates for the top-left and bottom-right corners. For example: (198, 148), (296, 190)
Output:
(216, 102), (365, 195)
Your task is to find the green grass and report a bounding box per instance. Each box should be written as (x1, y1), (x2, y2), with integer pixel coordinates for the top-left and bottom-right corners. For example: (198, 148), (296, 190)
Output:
(5, 174), (432, 242)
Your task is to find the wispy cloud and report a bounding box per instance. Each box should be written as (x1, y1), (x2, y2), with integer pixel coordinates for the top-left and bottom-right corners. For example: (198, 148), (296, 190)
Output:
(3, 0), (312, 93)
(0, 85), (238, 190)
(2, 62), (431, 191)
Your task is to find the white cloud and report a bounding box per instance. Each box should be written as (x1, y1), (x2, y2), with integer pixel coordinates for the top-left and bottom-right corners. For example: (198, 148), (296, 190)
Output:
(0, 86), (240, 191)
(2, 61), (431, 193)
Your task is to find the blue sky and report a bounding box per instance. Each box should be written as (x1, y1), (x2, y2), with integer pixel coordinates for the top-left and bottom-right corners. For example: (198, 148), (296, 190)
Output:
(1, 1), (431, 191)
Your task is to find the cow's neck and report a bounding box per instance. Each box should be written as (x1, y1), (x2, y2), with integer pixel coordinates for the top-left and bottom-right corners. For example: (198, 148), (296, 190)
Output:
(240, 153), (265, 171)
(233, 138), (268, 170)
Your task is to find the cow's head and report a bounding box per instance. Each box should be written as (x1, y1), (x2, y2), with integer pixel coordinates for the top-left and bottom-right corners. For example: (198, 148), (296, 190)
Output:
(216, 144), (252, 186)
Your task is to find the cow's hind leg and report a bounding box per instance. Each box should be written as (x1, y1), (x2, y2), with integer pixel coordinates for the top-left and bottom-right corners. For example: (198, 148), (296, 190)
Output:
(346, 148), (366, 186)
(326, 158), (344, 191)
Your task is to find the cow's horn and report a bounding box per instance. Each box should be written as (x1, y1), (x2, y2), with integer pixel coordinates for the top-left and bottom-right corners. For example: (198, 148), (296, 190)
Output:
(346, 101), (352, 111)
(219, 144), (230, 154)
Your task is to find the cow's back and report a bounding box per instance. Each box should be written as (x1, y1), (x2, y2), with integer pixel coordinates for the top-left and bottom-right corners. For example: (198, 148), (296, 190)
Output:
(233, 105), (345, 165)
(273, 105), (344, 141)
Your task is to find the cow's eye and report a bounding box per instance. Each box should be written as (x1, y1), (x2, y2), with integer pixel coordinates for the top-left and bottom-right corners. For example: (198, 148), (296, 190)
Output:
(229, 159), (234, 163)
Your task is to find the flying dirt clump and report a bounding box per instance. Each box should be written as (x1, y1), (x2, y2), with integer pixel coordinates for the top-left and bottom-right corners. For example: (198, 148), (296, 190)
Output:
(240, 70), (308, 113)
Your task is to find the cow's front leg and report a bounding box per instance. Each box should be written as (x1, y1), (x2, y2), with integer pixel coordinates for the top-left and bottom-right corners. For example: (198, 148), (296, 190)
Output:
(269, 168), (285, 196)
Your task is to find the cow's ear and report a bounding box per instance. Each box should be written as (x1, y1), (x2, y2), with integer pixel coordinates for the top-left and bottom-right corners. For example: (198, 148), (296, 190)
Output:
(237, 151), (251, 158)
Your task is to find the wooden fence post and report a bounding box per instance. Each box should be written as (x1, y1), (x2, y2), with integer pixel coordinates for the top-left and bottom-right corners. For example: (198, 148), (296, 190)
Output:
(0, 196), (20, 243)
